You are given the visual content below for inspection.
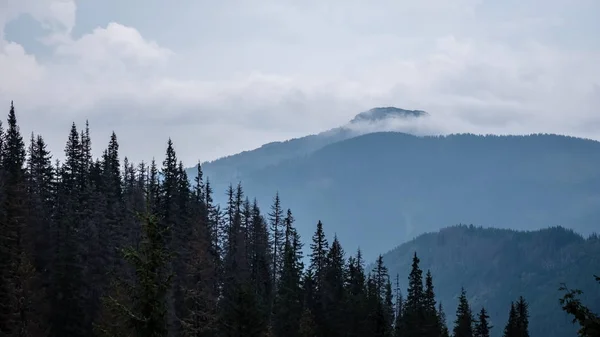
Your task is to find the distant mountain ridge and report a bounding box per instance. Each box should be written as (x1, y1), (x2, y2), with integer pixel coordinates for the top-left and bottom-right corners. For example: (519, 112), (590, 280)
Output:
(197, 106), (428, 182)
(186, 108), (600, 262)
(376, 225), (600, 337)
(349, 107), (428, 123)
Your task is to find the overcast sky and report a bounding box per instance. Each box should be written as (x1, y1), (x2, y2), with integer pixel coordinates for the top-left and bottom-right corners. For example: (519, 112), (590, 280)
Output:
(1, 0), (599, 165)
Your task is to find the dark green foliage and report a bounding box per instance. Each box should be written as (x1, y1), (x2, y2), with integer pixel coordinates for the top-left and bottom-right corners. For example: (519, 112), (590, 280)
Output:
(503, 303), (518, 337)
(559, 275), (600, 337)
(380, 225), (600, 337)
(273, 209), (302, 337)
(403, 252), (425, 337)
(453, 288), (474, 337)
(438, 303), (450, 337)
(192, 131), (600, 263)
(96, 213), (173, 337)
(0, 102), (47, 336)
(475, 307), (492, 337)
(322, 236), (347, 337)
(1, 102), (598, 337)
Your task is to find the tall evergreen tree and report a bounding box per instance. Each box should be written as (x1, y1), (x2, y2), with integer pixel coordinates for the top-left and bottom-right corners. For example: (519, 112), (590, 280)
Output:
(0, 102), (46, 336)
(423, 270), (440, 337)
(273, 209), (303, 337)
(515, 296), (530, 337)
(403, 252), (425, 337)
(438, 302), (450, 337)
(96, 213), (173, 337)
(474, 307), (492, 337)
(269, 192), (284, 287)
(322, 236), (347, 337)
(453, 288), (474, 337)
(503, 302), (518, 337)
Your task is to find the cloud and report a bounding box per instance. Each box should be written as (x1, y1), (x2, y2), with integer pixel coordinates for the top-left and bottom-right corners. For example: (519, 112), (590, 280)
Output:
(0, 0), (599, 165)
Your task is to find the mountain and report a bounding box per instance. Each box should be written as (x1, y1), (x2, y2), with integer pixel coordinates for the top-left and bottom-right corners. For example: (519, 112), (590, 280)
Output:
(193, 130), (600, 262)
(376, 225), (600, 337)
(197, 106), (428, 182)
(349, 106), (428, 123)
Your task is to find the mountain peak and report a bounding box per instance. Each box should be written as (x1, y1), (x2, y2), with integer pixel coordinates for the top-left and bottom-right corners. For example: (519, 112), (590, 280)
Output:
(350, 107), (428, 124)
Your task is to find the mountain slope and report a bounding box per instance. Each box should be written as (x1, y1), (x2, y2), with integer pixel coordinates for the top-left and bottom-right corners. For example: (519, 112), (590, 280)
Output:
(204, 132), (600, 261)
(196, 107), (429, 182)
(377, 225), (600, 337)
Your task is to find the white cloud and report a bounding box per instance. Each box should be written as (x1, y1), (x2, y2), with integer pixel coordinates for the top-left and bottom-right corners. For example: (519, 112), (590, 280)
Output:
(0, 0), (599, 165)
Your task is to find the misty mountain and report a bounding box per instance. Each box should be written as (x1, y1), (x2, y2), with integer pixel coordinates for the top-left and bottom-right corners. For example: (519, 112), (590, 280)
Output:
(198, 107), (428, 182)
(349, 106), (428, 123)
(192, 129), (600, 262)
(376, 225), (600, 337)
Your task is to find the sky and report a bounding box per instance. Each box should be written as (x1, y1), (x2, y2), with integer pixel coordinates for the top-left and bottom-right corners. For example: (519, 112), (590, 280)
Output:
(1, 0), (599, 165)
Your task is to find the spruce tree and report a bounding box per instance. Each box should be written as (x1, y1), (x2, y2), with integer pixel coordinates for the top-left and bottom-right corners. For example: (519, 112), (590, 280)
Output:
(269, 192), (284, 287)
(515, 296), (530, 337)
(96, 213), (173, 337)
(403, 252), (425, 337)
(438, 302), (450, 337)
(273, 209), (303, 337)
(474, 307), (492, 337)
(423, 270), (440, 337)
(322, 236), (347, 337)
(347, 250), (368, 337)
(0, 102), (47, 336)
(452, 287), (474, 337)
(503, 302), (518, 337)
(308, 220), (329, 336)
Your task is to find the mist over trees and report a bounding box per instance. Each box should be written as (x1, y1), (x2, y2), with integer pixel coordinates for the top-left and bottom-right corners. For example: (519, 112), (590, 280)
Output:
(0, 102), (597, 337)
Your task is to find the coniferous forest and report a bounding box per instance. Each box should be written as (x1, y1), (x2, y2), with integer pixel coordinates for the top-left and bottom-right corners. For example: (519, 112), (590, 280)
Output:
(1, 102), (598, 337)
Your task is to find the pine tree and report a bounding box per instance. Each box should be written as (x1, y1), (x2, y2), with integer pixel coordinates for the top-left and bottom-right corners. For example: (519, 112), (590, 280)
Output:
(180, 189), (218, 337)
(393, 274), (404, 337)
(298, 309), (317, 337)
(322, 235), (347, 337)
(503, 302), (518, 337)
(474, 307), (492, 337)
(96, 213), (173, 337)
(403, 252), (425, 337)
(273, 209), (303, 337)
(438, 302), (450, 337)
(248, 199), (272, 324)
(453, 287), (474, 337)
(0, 102), (47, 336)
(515, 296), (530, 337)
(308, 220), (329, 335)
(423, 270), (440, 337)
(269, 192), (284, 287)
(347, 250), (368, 337)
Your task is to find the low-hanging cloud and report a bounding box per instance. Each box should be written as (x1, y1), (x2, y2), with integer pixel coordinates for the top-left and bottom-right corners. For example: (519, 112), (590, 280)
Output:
(0, 0), (599, 165)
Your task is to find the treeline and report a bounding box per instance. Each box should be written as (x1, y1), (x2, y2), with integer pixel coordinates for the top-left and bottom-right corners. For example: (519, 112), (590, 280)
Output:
(0, 102), (595, 337)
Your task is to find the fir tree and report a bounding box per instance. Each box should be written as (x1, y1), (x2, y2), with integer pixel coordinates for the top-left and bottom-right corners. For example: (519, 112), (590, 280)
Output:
(96, 213), (173, 337)
(453, 287), (474, 337)
(0, 102), (47, 336)
(438, 302), (450, 337)
(423, 270), (440, 337)
(503, 302), (518, 337)
(273, 209), (303, 337)
(474, 307), (492, 337)
(403, 252), (425, 337)
(269, 192), (284, 287)
(515, 296), (530, 337)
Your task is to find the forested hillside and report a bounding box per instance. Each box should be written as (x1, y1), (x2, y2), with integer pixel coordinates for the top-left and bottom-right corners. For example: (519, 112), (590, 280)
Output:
(197, 131), (600, 261)
(0, 102), (597, 337)
(378, 225), (600, 337)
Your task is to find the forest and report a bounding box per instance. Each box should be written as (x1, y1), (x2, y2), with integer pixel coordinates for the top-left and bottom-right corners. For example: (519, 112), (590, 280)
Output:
(0, 101), (598, 337)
